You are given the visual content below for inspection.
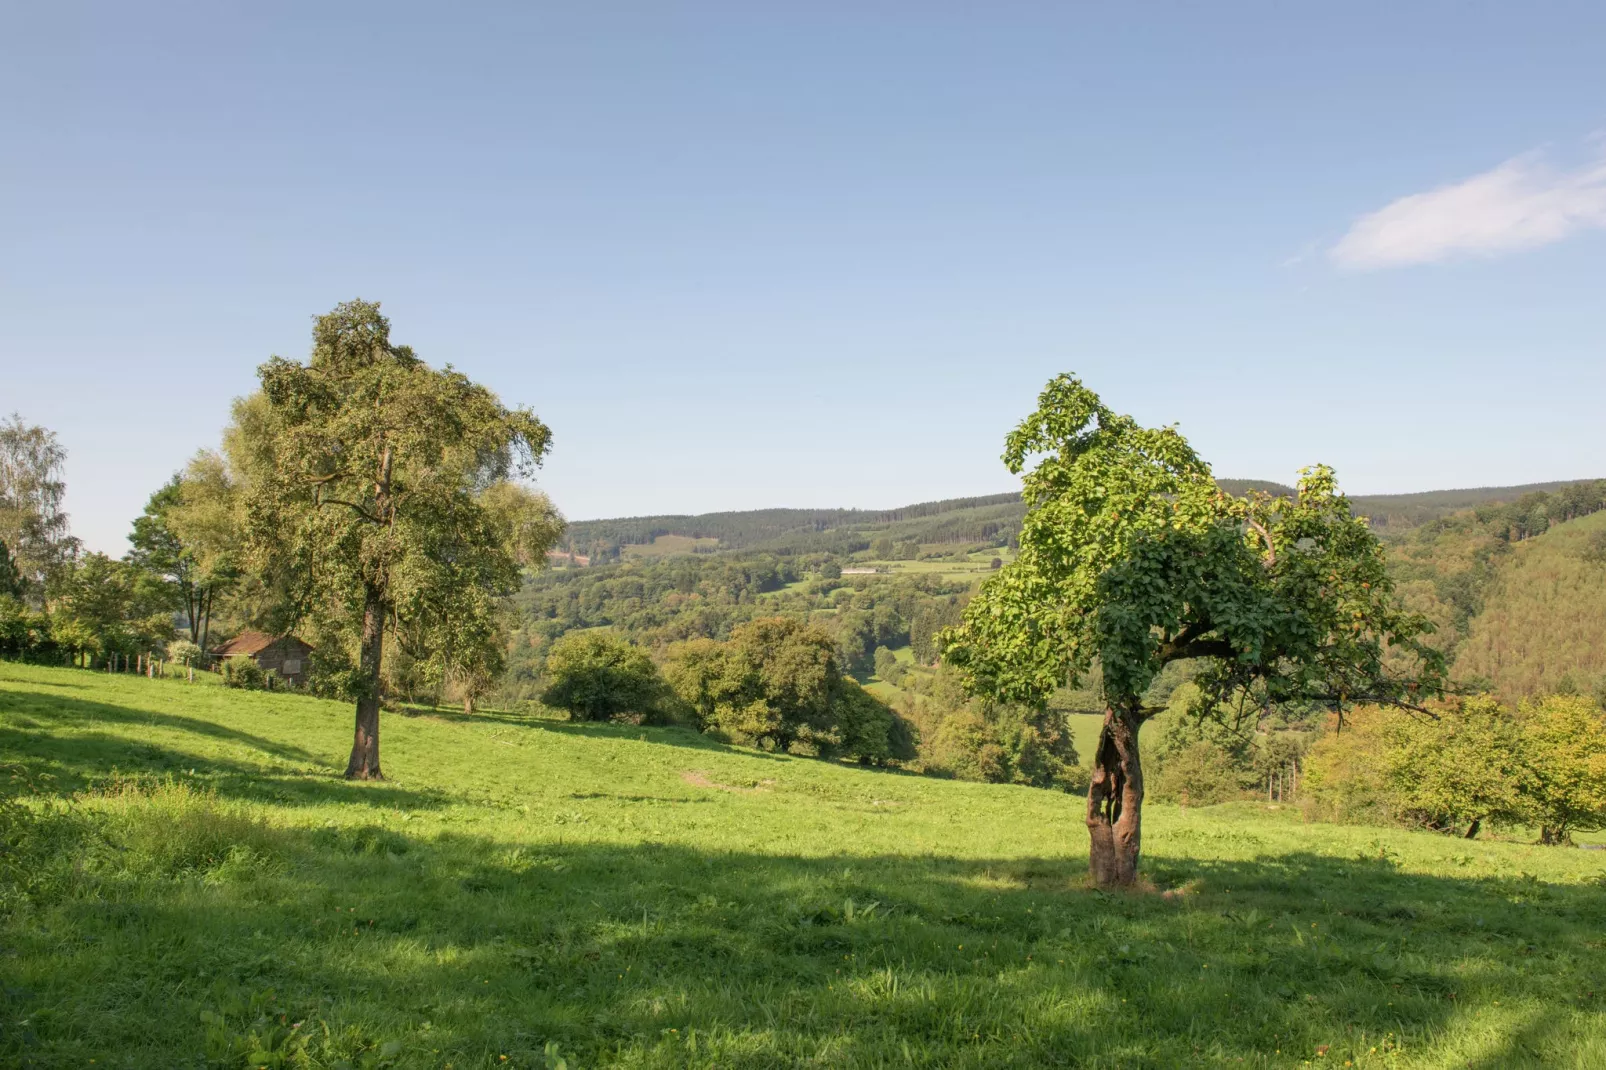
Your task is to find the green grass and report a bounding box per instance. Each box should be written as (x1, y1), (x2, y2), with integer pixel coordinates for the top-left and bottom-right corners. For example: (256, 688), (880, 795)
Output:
(620, 535), (720, 560)
(2, 662), (1604, 1068)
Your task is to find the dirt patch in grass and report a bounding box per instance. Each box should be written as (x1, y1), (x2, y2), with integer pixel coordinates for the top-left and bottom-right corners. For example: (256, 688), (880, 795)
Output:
(681, 770), (774, 794)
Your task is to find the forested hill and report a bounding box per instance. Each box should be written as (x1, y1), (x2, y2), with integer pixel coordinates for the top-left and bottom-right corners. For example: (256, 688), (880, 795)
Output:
(561, 479), (1600, 559)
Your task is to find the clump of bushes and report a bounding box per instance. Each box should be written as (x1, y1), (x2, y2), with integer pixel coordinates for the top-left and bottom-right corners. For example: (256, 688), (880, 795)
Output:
(1149, 740), (1247, 806)
(166, 639), (204, 667)
(661, 618), (916, 764)
(1303, 693), (1606, 843)
(219, 656), (266, 689)
(904, 666), (1085, 791)
(540, 631), (669, 723)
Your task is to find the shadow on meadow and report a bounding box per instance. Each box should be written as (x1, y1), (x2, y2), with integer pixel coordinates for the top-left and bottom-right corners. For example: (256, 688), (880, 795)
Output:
(0, 689), (452, 812)
(6, 809), (1602, 1069)
(401, 703), (925, 775)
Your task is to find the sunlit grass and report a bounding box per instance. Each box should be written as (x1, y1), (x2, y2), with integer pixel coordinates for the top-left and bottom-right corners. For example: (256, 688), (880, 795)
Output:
(2, 660), (1603, 1068)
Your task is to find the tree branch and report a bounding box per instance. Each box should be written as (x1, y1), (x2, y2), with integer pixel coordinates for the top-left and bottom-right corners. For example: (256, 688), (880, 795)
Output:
(319, 498), (381, 524)
(1244, 518), (1276, 567)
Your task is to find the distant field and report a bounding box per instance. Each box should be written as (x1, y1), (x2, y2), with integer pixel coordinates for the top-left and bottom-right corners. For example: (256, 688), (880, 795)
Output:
(620, 534), (720, 559)
(854, 549), (1013, 584)
(3, 661), (1604, 1067)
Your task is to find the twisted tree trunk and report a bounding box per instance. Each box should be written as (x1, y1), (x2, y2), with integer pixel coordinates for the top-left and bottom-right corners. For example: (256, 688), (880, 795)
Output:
(1086, 703), (1145, 887)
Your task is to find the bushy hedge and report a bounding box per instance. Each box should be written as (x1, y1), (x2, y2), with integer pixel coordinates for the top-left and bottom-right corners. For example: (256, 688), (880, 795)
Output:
(1303, 694), (1606, 842)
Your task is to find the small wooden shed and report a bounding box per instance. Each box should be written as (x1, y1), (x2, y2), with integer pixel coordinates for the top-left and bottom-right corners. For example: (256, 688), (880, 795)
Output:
(211, 631), (314, 687)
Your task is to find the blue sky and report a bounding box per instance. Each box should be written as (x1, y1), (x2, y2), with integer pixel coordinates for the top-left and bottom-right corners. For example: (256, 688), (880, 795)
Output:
(3, 3), (1604, 554)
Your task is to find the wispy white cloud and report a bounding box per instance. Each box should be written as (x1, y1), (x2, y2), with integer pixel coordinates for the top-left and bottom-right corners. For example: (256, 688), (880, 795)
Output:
(1330, 145), (1606, 270)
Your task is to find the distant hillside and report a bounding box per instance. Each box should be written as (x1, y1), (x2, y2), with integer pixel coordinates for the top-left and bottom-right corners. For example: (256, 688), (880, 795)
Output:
(1453, 509), (1606, 700)
(563, 493), (1026, 559)
(1349, 482), (1594, 533)
(562, 479), (1599, 559)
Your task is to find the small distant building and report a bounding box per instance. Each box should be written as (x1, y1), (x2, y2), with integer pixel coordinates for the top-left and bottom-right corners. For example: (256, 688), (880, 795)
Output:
(841, 567), (880, 575)
(210, 631), (314, 687)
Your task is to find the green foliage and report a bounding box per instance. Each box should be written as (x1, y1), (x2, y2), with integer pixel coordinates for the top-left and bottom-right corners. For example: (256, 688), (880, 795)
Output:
(0, 414), (80, 606)
(943, 375), (1444, 718)
(1452, 510), (1606, 700)
(830, 680), (916, 765)
(0, 594), (53, 661)
(1305, 694), (1606, 842)
(661, 618), (913, 762)
(1378, 697), (1526, 833)
(50, 552), (174, 661)
(1149, 741), (1249, 806)
(166, 638), (204, 666)
(872, 645), (901, 683)
(911, 666), (1085, 791)
(540, 631), (664, 723)
(0, 537), (19, 599)
(4, 661), (1606, 1067)
(1517, 693), (1606, 842)
(677, 617), (840, 751)
(220, 656), (267, 690)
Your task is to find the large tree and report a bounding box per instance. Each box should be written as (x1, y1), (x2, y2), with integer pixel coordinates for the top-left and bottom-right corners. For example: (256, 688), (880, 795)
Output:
(941, 375), (1445, 887)
(127, 473), (238, 650)
(0, 414), (80, 606)
(232, 300), (557, 778)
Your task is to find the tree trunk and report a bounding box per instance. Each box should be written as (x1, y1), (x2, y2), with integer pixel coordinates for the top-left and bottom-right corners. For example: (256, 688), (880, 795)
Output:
(1086, 703), (1145, 888)
(345, 581), (386, 780)
(184, 582), (200, 645)
(199, 588), (214, 653)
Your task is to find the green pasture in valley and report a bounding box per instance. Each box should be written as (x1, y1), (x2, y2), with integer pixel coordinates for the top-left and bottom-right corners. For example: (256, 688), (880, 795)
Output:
(620, 536), (720, 560)
(2, 661), (1603, 1068)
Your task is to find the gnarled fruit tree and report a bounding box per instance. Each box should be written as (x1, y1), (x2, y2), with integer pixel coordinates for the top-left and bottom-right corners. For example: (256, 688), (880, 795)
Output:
(940, 375), (1446, 887)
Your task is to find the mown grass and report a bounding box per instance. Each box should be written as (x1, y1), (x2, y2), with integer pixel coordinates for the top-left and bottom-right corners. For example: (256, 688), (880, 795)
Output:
(2, 661), (1603, 1068)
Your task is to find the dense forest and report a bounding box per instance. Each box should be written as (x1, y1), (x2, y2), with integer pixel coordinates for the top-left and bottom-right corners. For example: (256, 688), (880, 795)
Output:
(559, 478), (1591, 561)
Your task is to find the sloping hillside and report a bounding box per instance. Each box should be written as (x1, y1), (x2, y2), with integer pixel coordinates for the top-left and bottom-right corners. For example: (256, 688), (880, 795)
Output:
(562, 480), (1597, 561)
(3, 662), (1603, 1066)
(1454, 510), (1606, 699)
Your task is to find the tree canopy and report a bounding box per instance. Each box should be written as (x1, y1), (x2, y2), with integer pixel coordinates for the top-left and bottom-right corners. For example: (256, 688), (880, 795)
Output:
(0, 414), (80, 606)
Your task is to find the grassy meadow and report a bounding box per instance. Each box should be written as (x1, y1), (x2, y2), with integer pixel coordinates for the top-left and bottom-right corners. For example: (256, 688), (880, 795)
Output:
(3, 661), (1604, 1068)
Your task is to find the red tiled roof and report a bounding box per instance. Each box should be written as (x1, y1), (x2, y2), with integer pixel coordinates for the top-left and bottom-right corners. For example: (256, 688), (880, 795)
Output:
(211, 630), (309, 657)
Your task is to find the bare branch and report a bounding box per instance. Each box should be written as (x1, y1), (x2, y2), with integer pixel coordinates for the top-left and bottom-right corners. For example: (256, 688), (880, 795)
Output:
(1244, 518), (1276, 567)
(319, 498), (381, 524)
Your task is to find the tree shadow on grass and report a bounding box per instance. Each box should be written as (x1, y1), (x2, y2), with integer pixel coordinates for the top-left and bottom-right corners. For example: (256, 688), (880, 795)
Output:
(0, 717), (451, 814)
(0, 687), (326, 766)
(6, 820), (1602, 1069)
(398, 706), (901, 769)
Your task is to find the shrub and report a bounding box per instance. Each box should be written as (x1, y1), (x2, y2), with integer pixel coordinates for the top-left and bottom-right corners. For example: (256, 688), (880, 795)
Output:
(541, 631), (664, 722)
(927, 701), (1084, 792)
(220, 656), (265, 690)
(1150, 740), (1249, 806)
(873, 646), (902, 684)
(166, 639), (204, 667)
(1303, 694), (1606, 843)
(1378, 696), (1526, 834)
(1516, 693), (1606, 844)
(828, 680), (917, 765)
(667, 618), (838, 751)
